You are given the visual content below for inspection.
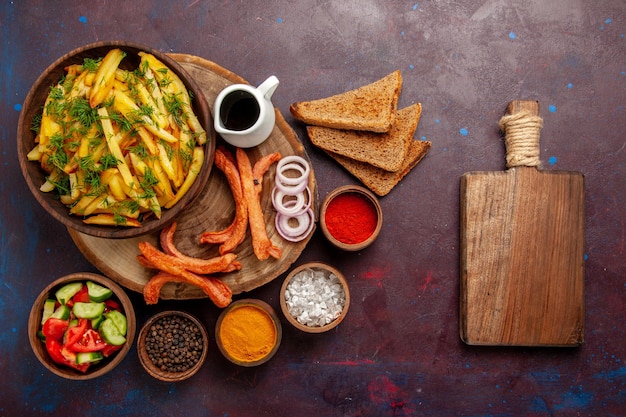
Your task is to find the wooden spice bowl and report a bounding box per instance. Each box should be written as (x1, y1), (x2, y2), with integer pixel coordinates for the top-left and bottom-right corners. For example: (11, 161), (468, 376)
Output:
(319, 185), (383, 251)
(16, 40), (215, 239)
(280, 262), (350, 333)
(215, 299), (282, 367)
(137, 310), (209, 382)
(28, 272), (136, 380)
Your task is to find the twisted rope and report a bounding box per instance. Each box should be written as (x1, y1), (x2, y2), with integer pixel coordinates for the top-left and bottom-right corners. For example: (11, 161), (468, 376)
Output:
(498, 112), (543, 168)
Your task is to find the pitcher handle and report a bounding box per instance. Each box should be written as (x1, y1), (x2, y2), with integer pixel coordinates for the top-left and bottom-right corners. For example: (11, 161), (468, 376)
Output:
(257, 75), (280, 99)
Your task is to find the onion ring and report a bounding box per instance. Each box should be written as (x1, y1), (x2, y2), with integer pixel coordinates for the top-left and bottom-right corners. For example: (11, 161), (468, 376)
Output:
(275, 206), (315, 242)
(274, 172), (308, 195)
(272, 186), (311, 216)
(276, 156), (310, 186)
(278, 208), (309, 236)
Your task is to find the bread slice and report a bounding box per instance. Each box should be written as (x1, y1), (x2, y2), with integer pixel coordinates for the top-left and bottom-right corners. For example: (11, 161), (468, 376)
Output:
(307, 103), (421, 172)
(326, 140), (432, 196)
(290, 70), (402, 133)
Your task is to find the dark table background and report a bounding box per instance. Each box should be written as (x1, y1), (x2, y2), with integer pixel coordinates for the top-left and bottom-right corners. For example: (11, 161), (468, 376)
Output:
(1, 1), (624, 416)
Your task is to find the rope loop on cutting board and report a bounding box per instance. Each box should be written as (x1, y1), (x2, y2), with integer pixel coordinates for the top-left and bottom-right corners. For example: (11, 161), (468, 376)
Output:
(499, 112), (543, 169)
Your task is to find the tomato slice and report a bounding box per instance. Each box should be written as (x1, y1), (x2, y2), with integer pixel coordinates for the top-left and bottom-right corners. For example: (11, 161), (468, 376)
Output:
(64, 318), (88, 347)
(45, 338), (67, 365)
(60, 346), (89, 372)
(101, 343), (123, 357)
(69, 329), (107, 352)
(104, 299), (121, 312)
(42, 318), (69, 342)
(72, 285), (91, 303)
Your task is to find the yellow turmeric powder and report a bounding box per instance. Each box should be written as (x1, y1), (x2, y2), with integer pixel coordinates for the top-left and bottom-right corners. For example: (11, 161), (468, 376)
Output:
(219, 304), (277, 363)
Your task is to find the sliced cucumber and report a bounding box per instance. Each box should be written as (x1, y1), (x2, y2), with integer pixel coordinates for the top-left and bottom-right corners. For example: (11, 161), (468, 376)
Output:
(72, 302), (105, 319)
(105, 310), (127, 336)
(55, 282), (83, 305)
(76, 351), (103, 365)
(41, 299), (57, 324)
(86, 281), (113, 302)
(100, 318), (126, 346)
(50, 304), (70, 320)
(91, 314), (105, 330)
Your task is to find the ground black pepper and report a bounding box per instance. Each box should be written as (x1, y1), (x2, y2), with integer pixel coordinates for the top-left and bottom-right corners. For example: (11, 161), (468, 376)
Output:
(144, 315), (204, 373)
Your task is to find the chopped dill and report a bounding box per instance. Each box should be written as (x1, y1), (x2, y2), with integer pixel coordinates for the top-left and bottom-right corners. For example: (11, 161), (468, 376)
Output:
(99, 153), (119, 170)
(84, 170), (105, 196)
(119, 199), (140, 215)
(158, 139), (174, 159)
(102, 110), (133, 132)
(48, 172), (71, 195)
(47, 133), (69, 170)
(113, 212), (129, 226)
(49, 85), (65, 101)
(68, 97), (98, 129)
(128, 142), (149, 159)
(78, 155), (97, 172)
(140, 167), (159, 189)
(82, 57), (102, 72)
(31, 113), (42, 134)
(163, 92), (186, 126)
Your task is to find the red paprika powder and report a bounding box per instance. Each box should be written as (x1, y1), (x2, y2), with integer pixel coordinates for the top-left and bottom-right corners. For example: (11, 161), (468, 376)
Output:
(324, 192), (378, 244)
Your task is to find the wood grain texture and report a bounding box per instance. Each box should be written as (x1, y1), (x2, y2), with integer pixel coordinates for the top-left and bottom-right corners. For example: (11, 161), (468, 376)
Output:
(68, 54), (317, 299)
(460, 101), (585, 347)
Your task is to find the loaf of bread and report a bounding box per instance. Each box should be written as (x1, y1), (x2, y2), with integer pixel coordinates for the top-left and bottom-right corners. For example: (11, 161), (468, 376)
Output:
(325, 140), (432, 196)
(290, 71), (402, 133)
(306, 103), (421, 172)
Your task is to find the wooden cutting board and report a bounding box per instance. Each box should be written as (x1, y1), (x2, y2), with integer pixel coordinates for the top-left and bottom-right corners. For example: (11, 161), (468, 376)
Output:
(460, 100), (585, 346)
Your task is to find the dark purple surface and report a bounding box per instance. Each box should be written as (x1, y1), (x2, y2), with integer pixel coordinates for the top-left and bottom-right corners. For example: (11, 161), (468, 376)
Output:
(1, 1), (624, 416)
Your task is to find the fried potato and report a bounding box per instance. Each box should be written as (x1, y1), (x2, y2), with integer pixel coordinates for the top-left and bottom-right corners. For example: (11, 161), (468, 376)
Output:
(28, 49), (207, 227)
(89, 48), (125, 108)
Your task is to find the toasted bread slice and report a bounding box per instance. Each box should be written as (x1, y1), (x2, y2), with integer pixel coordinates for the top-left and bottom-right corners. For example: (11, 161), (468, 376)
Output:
(307, 103), (421, 172)
(290, 71), (402, 133)
(326, 140), (432, 196)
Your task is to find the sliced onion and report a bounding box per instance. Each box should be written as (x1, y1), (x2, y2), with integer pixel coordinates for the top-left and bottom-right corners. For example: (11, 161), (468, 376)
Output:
(278, 208), (309, 236)
(272, 186), (311, 216)
(273, 155), (314, 242)
(276, 156), (310, 186)
(274, 173), (308, 195)
(275, 206), (315, 242)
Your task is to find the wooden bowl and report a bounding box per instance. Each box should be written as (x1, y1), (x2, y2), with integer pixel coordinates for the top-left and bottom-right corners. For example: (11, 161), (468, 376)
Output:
(280, 262), (350, 333)
(215, 299), (282, 367)
(28, 272), (136, 380)
(17, 41), (215, 239)
(319, 185), (383, 251)
(137, 311), (208, 382)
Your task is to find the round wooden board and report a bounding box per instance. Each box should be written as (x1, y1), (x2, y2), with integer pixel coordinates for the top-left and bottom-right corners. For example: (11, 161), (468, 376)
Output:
(68, 54), (318, 300)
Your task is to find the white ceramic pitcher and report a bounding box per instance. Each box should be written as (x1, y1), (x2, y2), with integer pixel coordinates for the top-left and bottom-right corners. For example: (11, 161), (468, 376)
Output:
(213, 75), (279, 148)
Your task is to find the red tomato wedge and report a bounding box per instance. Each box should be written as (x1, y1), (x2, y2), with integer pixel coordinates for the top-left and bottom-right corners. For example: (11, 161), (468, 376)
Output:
(72, 286), (91, 303)
(64, 319), (88, 347)
(42, 318), (69, 342)
(69, 329), (107, 352)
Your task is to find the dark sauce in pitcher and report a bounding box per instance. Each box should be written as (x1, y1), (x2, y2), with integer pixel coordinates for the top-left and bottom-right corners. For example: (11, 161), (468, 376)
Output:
(219, 91), (260, 131)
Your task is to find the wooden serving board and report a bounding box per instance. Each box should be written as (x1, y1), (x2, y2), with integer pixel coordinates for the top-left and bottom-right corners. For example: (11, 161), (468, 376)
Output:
(460, 100), (585, 346)
(69, 54), (317, 300)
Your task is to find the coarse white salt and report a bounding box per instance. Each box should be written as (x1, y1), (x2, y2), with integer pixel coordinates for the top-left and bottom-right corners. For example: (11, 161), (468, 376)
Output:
(285, 268), (346, 327)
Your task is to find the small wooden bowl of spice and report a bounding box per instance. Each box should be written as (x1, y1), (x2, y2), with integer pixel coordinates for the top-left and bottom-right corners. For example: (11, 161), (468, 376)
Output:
(137, 311), (208, 382)
(280, 262), (350, 333)
(319, 185), (383, 251)
(215, 299), (282, 367)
